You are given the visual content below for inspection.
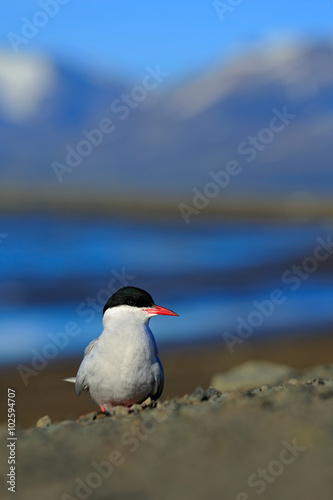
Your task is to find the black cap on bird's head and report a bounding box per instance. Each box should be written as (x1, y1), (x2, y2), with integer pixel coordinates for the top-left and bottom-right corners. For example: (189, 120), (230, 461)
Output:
(103, 286), (178, 317)
(103, 286), (154, 313)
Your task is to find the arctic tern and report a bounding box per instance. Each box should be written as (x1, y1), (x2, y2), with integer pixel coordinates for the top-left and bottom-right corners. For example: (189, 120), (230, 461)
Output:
(63, 286), (178, 413)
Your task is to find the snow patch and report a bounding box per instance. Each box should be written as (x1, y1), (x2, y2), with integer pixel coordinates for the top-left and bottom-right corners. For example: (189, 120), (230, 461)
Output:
(0, 51), (57, 123)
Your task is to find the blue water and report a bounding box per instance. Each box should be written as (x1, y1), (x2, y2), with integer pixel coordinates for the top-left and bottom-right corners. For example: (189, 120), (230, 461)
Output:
(1, 214), (333, 364)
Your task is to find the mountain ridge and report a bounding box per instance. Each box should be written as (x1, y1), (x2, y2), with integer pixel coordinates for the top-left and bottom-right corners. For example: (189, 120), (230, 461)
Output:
(1, 41), (332, 199)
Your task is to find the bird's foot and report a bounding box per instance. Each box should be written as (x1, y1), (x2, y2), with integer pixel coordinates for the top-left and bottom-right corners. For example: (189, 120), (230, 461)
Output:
(94, 406), (111, 419)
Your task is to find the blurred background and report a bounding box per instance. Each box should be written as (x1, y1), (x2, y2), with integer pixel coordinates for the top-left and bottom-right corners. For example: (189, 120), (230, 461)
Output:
(1, 0), (333, 426)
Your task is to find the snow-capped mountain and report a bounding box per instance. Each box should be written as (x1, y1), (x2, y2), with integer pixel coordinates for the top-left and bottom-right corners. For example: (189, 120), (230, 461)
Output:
(1, 41), (333, 198)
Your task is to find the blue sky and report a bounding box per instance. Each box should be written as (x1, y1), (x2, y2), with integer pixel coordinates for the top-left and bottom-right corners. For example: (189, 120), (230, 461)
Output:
(1, 0), (333, 81)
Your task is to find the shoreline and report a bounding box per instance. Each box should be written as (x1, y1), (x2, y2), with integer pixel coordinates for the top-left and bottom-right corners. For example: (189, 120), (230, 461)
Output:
(1, 333), (333, 428)
(1, 186), (333, 221)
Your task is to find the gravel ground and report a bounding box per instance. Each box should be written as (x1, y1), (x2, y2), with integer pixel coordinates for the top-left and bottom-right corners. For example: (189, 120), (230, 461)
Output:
(1, 362), (333, 500)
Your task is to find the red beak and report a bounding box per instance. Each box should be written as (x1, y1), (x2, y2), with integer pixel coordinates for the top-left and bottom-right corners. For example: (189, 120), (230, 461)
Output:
(144, 305), (179, 316)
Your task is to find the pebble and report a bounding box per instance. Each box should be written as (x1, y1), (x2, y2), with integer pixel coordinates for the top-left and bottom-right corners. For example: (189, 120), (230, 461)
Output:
(287, 378), (299, 385)
(312, 379), (325, 387)
(203, 387), (221, 400)
(36, 415), (51, 429)
(130, 404), (142, 415)
(114, 406), (129, 418)
(189, 386), (205, 401)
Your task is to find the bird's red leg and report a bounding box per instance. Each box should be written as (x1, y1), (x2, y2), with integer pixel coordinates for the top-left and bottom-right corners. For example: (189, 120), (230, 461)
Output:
(100, 406), (106, 413)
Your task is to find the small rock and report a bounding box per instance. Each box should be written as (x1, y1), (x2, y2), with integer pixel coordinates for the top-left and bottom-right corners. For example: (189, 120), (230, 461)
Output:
(36, 415), (51, 429)
(189, 386), (205, 401)
(203, 387), (221, 400)
(114, 406), (129, 418)
(130, 404), (141, 415)
(288, 378), (299, 385)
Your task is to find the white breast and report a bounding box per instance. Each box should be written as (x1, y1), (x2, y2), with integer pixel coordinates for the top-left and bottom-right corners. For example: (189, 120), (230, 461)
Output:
(78, 306), (163, 411)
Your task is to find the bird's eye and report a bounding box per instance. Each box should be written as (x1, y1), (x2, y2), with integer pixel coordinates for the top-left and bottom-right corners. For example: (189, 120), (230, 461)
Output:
(127, 300), (133, 306)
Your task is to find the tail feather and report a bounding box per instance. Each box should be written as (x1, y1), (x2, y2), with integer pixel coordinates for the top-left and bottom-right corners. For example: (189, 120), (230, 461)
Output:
(62, 377), (76, 384)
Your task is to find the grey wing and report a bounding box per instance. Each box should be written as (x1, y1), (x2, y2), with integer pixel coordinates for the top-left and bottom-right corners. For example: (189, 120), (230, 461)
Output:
(150, 335), (164, 401)
(75, 337), (99, 396)
(151, 358), (164, 401)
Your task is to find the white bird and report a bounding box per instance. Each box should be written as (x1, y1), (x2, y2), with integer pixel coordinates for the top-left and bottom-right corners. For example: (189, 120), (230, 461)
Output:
(63, 286), (178, 413)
